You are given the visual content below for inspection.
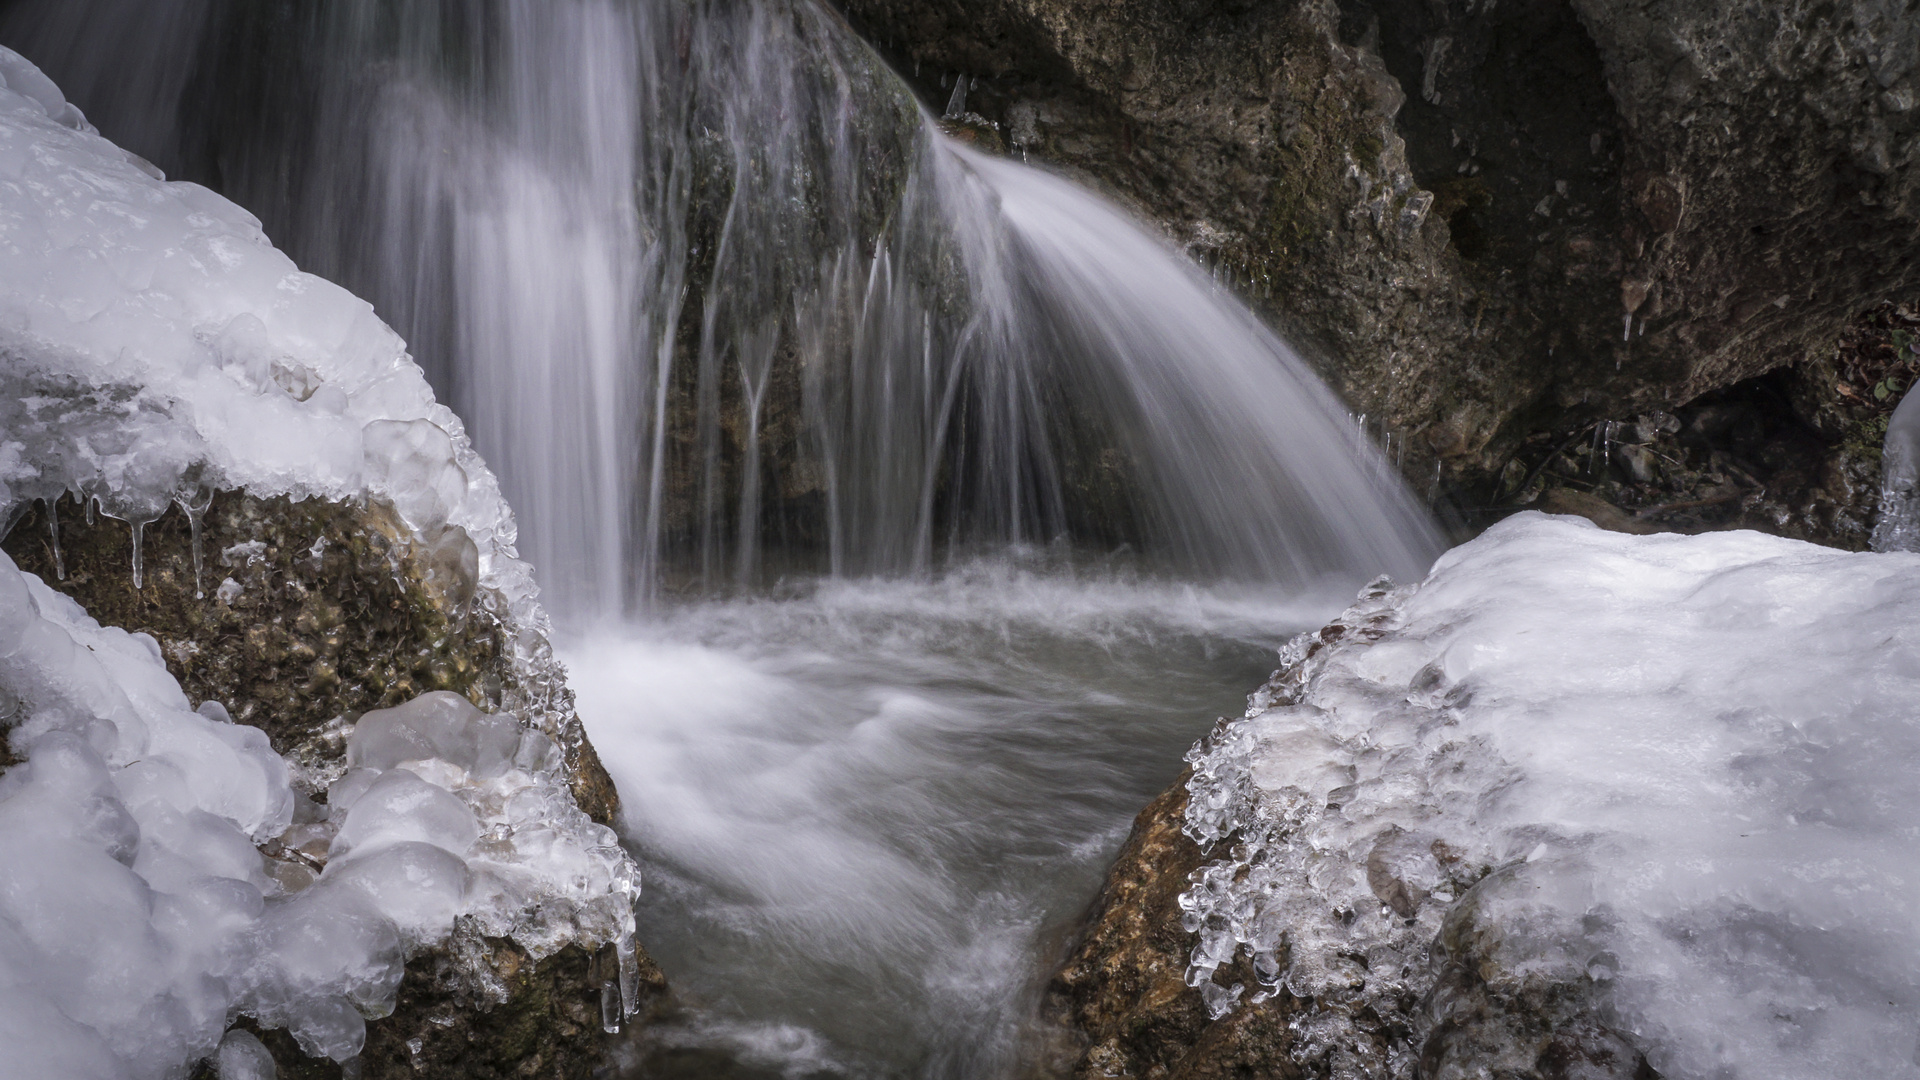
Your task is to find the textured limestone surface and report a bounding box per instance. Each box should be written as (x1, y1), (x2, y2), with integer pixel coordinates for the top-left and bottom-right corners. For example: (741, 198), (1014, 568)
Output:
(211, 939), (668, 1080)
(834, 0), (1920, 531)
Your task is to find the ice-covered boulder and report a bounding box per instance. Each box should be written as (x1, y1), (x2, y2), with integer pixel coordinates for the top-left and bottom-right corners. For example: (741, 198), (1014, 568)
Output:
(0, 44), (656, 1078)
(1058, 513), (1920, 1080)
(0, 36), (621, 805)
(0, 551), (647, 1076)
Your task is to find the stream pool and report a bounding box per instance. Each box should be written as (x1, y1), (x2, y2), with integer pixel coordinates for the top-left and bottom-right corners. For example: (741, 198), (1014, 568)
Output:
(564, 562), (1347, 1078)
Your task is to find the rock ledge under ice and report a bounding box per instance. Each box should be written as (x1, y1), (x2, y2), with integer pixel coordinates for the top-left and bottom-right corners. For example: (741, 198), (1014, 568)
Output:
(1057, 513), (1920, 1080)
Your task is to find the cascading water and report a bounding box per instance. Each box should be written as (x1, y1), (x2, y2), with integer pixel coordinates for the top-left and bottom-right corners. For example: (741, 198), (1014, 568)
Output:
(3, 0), (1443, 1075)
(4, 0), (1438, 611)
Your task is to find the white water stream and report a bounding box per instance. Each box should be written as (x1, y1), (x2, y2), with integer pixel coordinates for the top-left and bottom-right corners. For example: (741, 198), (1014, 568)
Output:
(3, 0), (1442, 1074)
(567, 566), (1343, 1077)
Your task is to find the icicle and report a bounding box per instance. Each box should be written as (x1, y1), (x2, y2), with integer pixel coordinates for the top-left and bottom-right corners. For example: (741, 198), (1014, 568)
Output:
(599, 979), (621, 1034)
(129, 519), (147, 589)
(0, 504), (23, 548)
(1589, 421), (1616, 477)
(101, 500), (162, 591)
(1623, 312), (1633, 342)
(46, 499), (65, 580)
(175, 487), (213, 599)
(944, 74), (968, 119)
(616, 930), (641, 1018)
(84, 495), (96, 525)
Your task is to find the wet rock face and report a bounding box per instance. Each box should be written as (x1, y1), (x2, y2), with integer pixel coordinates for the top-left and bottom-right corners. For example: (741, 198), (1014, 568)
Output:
(1501, 300), (1920, 546)
(1047, 778), (1315, 1080)
(832, 0), (1920, 509)
(2, 490), (649, 1078)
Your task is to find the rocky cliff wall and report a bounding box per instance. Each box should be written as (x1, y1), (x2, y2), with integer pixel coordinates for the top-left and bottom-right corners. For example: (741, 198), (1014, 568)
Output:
(835, 0), (1920, 536)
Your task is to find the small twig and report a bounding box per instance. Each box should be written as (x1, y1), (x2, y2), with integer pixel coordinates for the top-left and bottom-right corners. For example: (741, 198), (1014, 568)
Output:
(1499, 422), (1603, 507)
(1539, 471), (1598, 491)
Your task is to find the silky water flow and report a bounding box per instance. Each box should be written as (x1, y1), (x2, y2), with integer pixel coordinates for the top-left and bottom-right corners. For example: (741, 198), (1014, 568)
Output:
(3, 0), (1442, 1075)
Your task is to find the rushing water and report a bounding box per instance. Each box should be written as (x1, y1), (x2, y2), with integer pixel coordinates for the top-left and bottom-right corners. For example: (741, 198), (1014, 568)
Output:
(3, 0), (1443, 1075)
(566, 565), (1345, 1077)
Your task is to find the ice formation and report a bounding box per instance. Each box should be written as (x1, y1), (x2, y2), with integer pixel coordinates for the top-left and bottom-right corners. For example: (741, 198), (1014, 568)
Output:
(0, 44), (543, 643)
(0, 551), (638, 1075)
(0, 46), (639, 1076)
(1873, 383), (1920, 552)
(1183, 513), (1920, 1080)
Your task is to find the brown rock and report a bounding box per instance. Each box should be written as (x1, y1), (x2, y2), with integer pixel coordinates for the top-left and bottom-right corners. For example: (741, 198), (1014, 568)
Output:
(1536, 489), (1659, 534)
(1046, 773), (1315, 1079)
(2, 491), (619, 825)
(1048, 606), (1659, 1079)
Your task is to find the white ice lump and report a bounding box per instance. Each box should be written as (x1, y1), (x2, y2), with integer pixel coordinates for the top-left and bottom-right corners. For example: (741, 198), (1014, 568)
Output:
(1184, 512), (1920, 1080)
(0, 552), (638, 1077)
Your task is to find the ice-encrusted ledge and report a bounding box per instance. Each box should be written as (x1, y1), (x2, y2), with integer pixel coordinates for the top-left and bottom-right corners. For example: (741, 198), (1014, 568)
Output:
(0, 46), (659, 1078)
(1056, 512), (1920, 1080)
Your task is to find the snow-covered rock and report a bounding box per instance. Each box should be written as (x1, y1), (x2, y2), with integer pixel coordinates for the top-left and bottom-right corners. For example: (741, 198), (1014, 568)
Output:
(0, 42), (550, 658)
(0, 45), (646, 1078)
(1180, 513), (1920, 1079)
(0, 551), (640, 1075)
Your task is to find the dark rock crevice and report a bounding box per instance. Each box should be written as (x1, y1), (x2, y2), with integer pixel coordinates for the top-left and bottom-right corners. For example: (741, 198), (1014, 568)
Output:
(1487, 300), (1919, 545)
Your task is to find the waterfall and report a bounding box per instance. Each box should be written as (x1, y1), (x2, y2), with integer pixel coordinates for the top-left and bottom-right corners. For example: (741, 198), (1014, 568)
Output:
(2, 2), (1446, 1074)
(4, 0), (1440, 619)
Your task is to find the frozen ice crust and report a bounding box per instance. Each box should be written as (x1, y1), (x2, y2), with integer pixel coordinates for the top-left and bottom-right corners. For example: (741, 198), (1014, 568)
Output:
(1183, 513), (1920, 1080)
(0, 552), (640, 1075)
